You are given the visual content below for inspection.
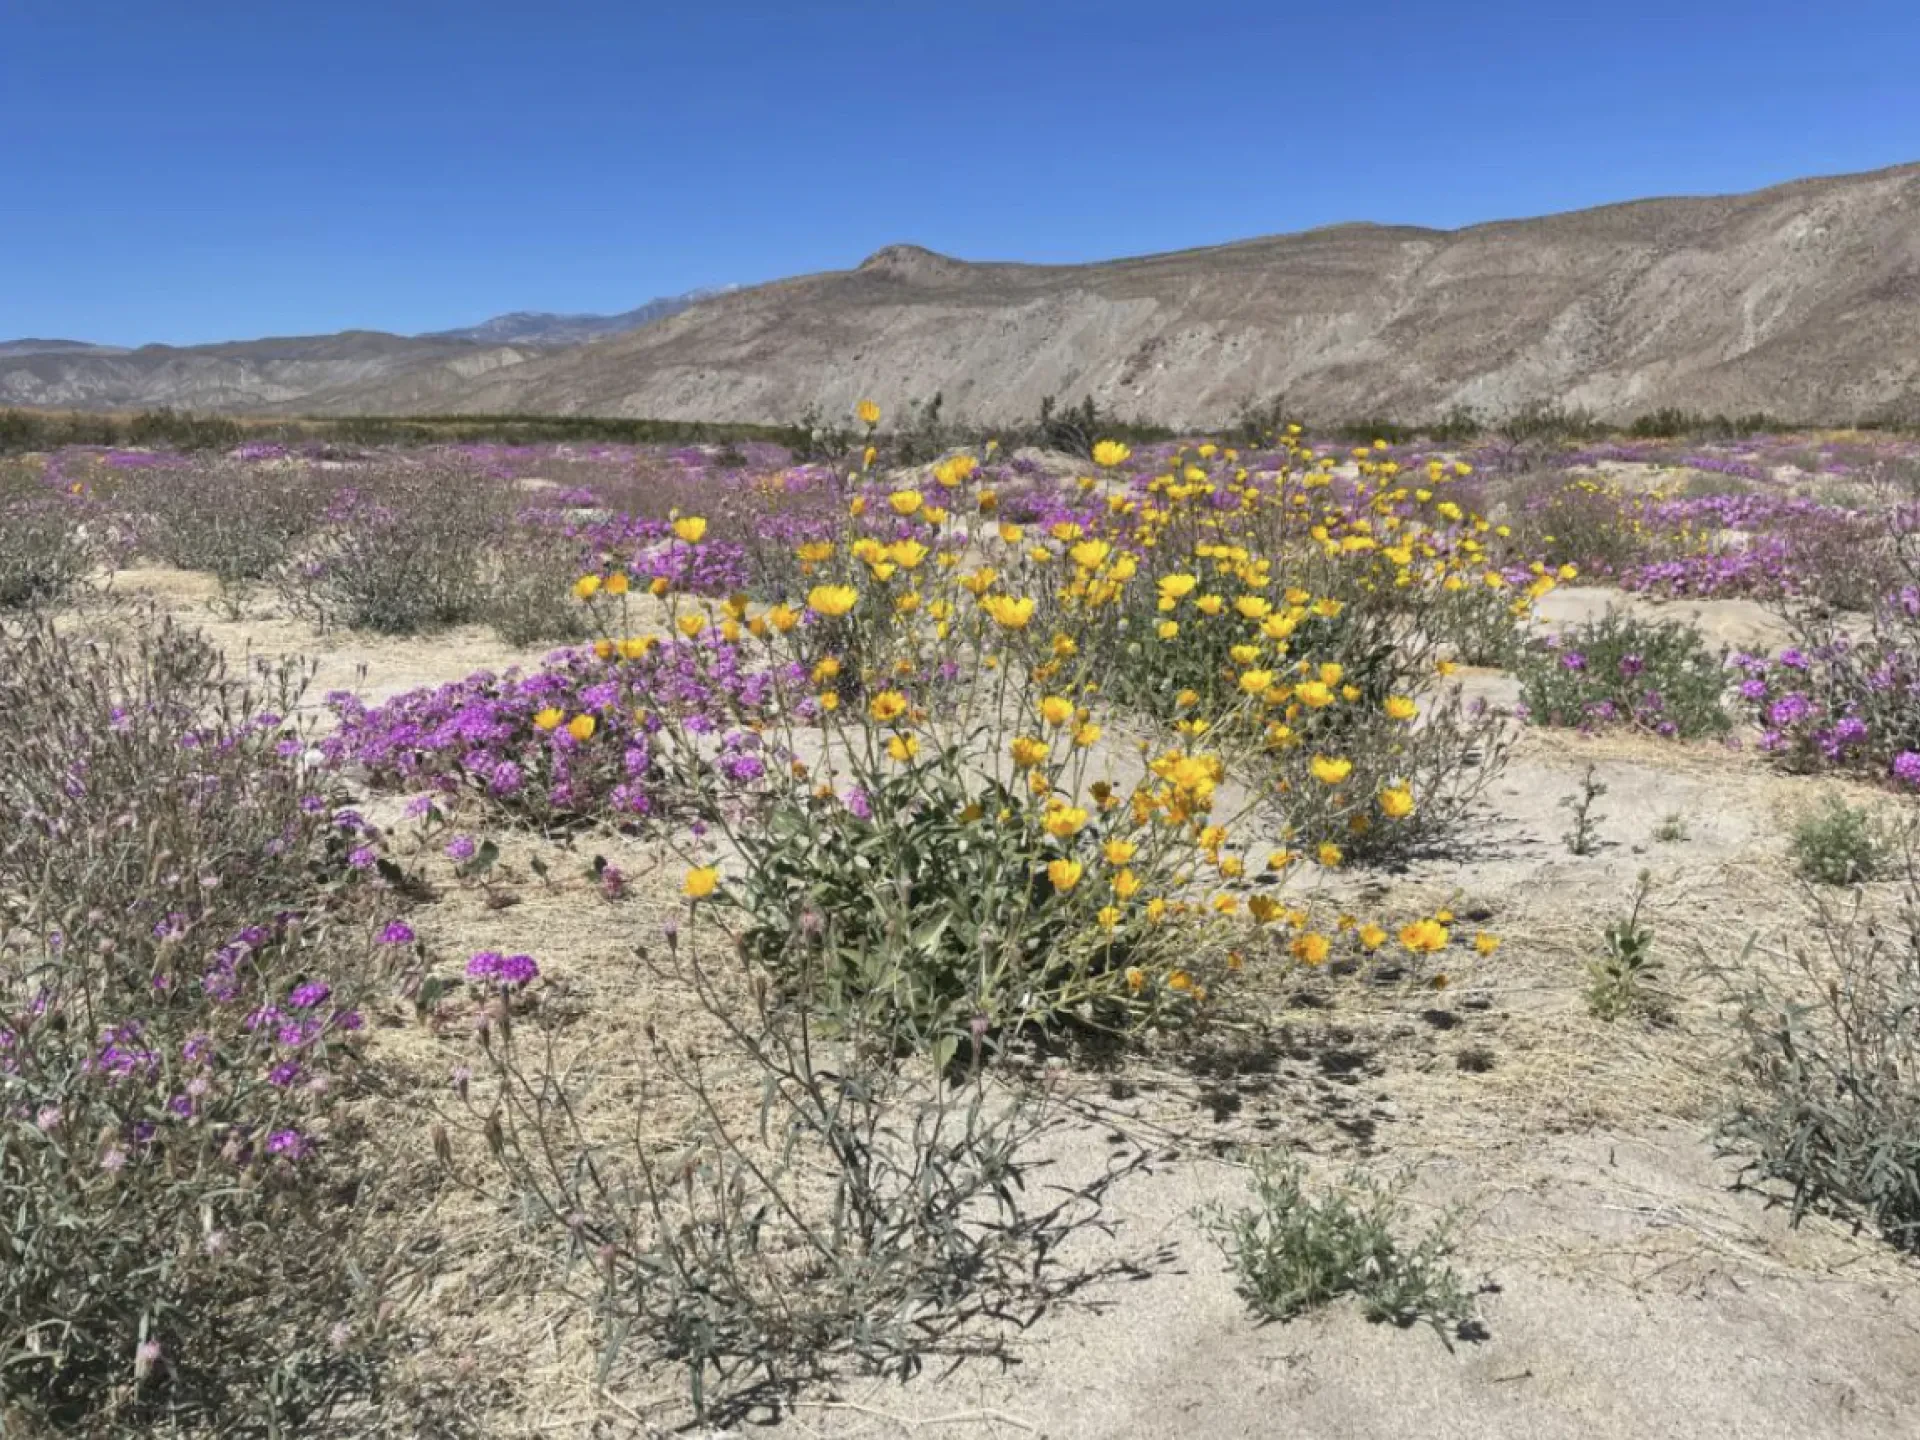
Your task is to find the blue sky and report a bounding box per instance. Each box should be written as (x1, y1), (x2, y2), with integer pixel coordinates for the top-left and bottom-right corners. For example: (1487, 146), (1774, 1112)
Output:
(5, 0), (1916, 346)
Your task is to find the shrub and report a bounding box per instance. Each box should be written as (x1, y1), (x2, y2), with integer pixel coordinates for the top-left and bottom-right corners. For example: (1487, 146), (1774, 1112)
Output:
(0, 612), (408, 1430)
(130, 458), (327, 586)
(1199, 1151), (1476, 1340)
(461, 928), (1100, 1424)
(1518, 612), (1729, 737)
(278, 467), (510, 633)
(0, 461), (98, 610)
(480, 528), (595, 647)
(1715, 869), (1920, 1250)
(1790, 797), (1898, 886)
(689, 727), (1201, 1061)
(1511, 476), (1655, 577)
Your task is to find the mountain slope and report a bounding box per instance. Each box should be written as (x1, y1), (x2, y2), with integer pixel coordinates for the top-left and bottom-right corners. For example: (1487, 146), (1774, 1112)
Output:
(7, 162), (1919, 423)
(379, 161), (1920, 426)
(0, 331), (537, 412)
(422, 288), (734, 346)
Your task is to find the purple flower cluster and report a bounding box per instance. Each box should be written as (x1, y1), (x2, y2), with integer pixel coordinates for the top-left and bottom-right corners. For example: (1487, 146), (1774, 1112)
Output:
(323, 633), (806, 825)
(1732, 606), (1920, 785)
(465, 951), (541, 987)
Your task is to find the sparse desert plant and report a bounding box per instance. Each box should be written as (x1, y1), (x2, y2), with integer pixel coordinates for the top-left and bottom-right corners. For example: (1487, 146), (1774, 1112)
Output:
(459, 925), (1105, 1424)
(1790, 796), (1898, 886)
(480, 526), (596, 646)
(1653, 811), (1690, 843)
(1586, 871), (1662, 1020)
(1560, 764), (1609, 856)
(1714, 866), (1920, 1250)
(1519, 611), (1729, 737)
(1199, 1151), (1476, 1340)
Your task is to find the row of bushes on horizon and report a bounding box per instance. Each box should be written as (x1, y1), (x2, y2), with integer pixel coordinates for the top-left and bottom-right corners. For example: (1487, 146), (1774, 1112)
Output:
(4, 395), (1920, 459)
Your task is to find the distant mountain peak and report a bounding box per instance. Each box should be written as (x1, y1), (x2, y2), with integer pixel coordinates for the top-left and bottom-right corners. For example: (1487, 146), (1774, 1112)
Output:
(423, 287), (734, 346)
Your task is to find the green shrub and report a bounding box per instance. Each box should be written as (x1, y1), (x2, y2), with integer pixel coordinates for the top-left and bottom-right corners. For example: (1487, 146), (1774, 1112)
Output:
(1518, 611), (1728, 737)
(1199, 1152), (1476, 1340)
(1790, 797), (1898, 886)
(701, 739), (1190, 1064)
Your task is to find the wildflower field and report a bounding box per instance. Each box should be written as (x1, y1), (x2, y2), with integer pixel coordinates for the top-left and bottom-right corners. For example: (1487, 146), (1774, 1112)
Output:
(4, 416), (1920, 1436)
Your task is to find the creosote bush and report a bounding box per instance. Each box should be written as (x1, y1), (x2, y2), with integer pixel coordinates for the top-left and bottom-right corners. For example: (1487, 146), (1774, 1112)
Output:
(0, 462), (98, 610)
(0, 612), (411, 1431)
(278, 468), (511, 634)
(131, 459), (327, 587)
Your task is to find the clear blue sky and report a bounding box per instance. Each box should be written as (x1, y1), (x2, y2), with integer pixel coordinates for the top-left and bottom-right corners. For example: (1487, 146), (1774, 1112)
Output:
(5, 0), (1916, 346)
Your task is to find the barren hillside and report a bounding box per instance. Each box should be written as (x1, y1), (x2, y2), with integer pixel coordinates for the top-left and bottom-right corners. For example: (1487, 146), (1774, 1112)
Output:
(9, 162), (1920, 424)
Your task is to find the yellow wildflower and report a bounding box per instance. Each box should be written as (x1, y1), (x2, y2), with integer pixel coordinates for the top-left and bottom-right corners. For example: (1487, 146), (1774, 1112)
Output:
(806, 584), (858, 618)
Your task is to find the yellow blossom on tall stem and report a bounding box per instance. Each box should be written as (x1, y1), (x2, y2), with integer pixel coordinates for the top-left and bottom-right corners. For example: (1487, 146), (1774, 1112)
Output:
(807, 584), (858, 618)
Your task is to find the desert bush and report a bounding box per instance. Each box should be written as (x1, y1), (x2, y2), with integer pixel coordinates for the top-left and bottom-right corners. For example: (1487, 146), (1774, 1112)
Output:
(1715, 868), (1920, 1250)
(1518, 611), (1729, 737)
(279, 467), (511, 633)
(1425, 579), (1531, 666)
(131, 458), (328, 586)
(680, 724), (1203, 1060)
(480, 527), (595, 647)
(1511, 476), (1654, 576)
(460, 928), (1102, 1424)
(0, 464), (97, 610)
(1790, 797), (1899, 886)
(0, 612), (409, 1430)
(1199, 1151), (1476, 1339)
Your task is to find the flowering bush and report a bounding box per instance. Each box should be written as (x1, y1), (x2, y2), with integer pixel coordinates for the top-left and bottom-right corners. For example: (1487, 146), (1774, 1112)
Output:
(1517, 612), (1730, 738)
(325, 632), (803, 828)
(0, 612), (408, 1428)
(1732, 585), (1920, 786)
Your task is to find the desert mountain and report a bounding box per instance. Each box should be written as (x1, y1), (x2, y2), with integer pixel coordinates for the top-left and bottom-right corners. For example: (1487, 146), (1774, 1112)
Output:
(7, 163), (1919, 424)
(0, 290), (723, 412)
(421, 288), (736, 346)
